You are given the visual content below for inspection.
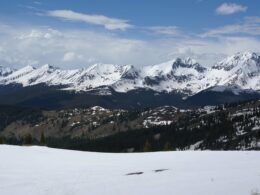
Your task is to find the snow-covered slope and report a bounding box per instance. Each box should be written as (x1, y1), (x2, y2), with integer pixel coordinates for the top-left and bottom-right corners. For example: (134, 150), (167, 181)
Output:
(68, 63), (140, 91)
(0, 145), (260, 195)
(1, 52), (260, 95)
(204, 52), (260, 93)
(0, 58), (207, 94)
(0, 63), (141, 92)
(141, 58), (206, 94)
(0, 65), (14, 77)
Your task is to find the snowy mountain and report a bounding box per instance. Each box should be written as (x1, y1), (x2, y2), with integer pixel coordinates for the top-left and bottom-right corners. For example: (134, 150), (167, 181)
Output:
(0, 52), (260, 97)
(0, 65), (14, 77)
(0, 63), (142, 92)
(141, 58), (206, 94)
(0, 58), (207, 95)
(68, 63), (140, 91)
(204, 52), (260, 93)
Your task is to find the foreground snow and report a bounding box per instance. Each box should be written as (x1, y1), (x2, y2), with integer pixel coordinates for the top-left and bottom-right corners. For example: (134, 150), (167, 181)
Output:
(0, 145), (260, 195)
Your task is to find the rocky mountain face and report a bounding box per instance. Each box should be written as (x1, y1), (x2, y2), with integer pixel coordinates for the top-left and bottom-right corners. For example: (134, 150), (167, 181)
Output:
(0, 58), (207, 95)
(205, 52), (260, 93)
(0, 52), (260, 109)
(0, 66), (14, 77)
(1, 52), (260, 96)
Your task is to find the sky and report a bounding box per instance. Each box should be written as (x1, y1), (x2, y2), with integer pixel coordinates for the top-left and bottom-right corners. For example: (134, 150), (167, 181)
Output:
(0, 0), (260, 69)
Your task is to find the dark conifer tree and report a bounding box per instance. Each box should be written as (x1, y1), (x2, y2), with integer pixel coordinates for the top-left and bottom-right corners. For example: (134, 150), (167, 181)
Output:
(163, 142), (173, 151)
(143, 140), (152, 152)
(40, 131), (46, 145)
(23, 133), (33, 145)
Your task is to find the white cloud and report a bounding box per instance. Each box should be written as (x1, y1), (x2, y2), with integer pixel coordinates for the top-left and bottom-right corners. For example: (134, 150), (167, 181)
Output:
(63, 52), (84, 62)
(216, 3), (247, 15)
(46, 10), (132, 31)
(18, 29), (53, 39)
(63, 52), (76, 62)
(148, 26), (180, 36)
(0, 22), (260, 69)
(245, 16), (260, 24)
(201, 16), (260, 37)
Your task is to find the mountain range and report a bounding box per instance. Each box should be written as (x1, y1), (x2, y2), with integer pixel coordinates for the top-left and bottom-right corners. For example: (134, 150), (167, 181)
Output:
(1, 51), (260, 109)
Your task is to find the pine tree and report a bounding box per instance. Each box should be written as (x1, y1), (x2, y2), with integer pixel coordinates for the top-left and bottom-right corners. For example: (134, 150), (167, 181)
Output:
(23, 133), (32, 145)
(0, 137), (4, 144)
(40, 131), (45, 145)
(143, 140), (152, 152)
(163, 142), (173, 151)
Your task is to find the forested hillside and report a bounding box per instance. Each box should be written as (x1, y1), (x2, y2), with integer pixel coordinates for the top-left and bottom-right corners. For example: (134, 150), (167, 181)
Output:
(0, 100), (260, 151)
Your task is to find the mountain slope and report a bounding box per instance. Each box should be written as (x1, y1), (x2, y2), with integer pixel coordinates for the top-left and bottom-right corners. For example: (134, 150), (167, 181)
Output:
(0, 58), (208, 95)
(1, 145), (260, 195)
(141, 58), (207, 95)
(1, 52), (260, 108)
(0, 65), (14, 77)
(1, 99), (260, 151)
(204, 52), (260, 92)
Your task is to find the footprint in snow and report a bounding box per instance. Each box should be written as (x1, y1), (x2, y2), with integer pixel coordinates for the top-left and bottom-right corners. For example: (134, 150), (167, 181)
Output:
(153, 169), (169, 173)
(126, 172), (144, 176)
(126, 169), (169, 176)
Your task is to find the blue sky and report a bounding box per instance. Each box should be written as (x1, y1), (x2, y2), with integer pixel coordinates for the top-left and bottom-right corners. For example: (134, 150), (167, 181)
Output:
(0, 0), (260, 68)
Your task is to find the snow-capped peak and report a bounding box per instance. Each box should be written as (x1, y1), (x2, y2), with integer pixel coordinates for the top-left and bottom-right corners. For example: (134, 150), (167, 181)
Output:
(204, 52), (260, 93)
(183, 57), (197, 65)
(0, 64), (60, 86)
(120, 64), (140, 79)
(212, 51), (260, 71)
(85, 63), (118, 73)
(0, 65), (35, 84)
(142, 57), (206, 77)
(1, 52), (260, 96)
(142, 59), (176, 77)
(172, 58), (206, 73)
(0, 65), (14, 77)
(39, 64), (59, 71)
(17, 65), (36, 73)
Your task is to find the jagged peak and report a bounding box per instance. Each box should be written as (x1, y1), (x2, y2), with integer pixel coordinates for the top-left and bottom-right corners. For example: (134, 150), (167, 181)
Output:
(173, 57), (206, 72)
(16, 65), (35, 73)
(85, 63), (122, 73)
(175, 57), (198, 65)
(38, 64), (59, 71)
(83, 63), (140, 78)
(121, 64), (135, 70)
(0, 65), (14, 71)
(234, 51), (258, 59)
(121, 64), (139, 73)
(143, 57), (206, 77)
(120, 64), (140, 79)
(225, 51), (259, 63)
(1, 51), (260, 95)
(183, 57), (197, 65)
(0, 65), (14, 77)
(212, 51), (260, 71)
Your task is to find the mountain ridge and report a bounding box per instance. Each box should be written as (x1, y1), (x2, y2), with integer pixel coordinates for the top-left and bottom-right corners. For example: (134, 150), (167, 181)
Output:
(1, 51), (260, 97)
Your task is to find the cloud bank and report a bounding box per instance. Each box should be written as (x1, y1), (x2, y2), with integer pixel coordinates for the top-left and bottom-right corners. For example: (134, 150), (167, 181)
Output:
(0, 22), (260, 69)
(202, 16), (260, 37)
(216, 3), (247, 15)
(0, 3), (260, 69)
(47, 10), (132, 30)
